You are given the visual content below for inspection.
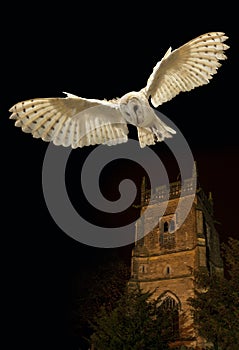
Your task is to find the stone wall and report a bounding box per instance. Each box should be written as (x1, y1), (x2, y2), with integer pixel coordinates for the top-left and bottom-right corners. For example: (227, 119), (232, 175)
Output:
(130, 178), (223, 348)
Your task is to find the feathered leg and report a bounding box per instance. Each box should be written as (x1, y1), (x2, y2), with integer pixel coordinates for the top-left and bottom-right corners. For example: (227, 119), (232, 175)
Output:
(137, 115), (176, 148)
(137, 127), (155, 148)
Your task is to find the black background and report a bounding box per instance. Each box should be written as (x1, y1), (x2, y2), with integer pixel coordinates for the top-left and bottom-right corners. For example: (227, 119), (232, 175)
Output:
(2, 3), (238, 349)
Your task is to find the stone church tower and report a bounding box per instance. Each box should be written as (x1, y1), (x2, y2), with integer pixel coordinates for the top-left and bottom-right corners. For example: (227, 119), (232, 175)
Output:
(129, 171), (223, 348)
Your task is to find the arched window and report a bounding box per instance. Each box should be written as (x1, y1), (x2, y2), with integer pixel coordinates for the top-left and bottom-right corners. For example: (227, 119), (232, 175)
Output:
(160, 220), (176, 249)
(162, 296), (178, 310)
(159, 295), (179, 339)
(164, 221), (169, 232)
(139, 265), (147, 273)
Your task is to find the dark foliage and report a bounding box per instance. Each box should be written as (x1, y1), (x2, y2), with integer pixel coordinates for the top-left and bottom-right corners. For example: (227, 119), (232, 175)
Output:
(188, 238), (239, 350)
(70, 256), (131, 347)
(91, 286), (180, 350)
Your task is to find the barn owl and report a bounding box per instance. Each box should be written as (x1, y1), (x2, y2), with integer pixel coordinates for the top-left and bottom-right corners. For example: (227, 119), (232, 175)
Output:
(10, 32), (229, 148)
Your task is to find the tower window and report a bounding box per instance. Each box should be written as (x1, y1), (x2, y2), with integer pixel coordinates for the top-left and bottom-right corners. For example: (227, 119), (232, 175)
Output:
(160, 232), (176, 250)
(160, 220), (176, 249)
(139, 265), (147, 273)
(160, 296), (179, 339)
(164, 266), (171, 277)
(164, 222), (169, 232)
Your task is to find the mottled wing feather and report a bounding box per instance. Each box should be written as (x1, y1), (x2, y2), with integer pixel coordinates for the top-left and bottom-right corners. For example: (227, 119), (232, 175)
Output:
(9, 96), (129, 148)
(144, 32), (229, 107)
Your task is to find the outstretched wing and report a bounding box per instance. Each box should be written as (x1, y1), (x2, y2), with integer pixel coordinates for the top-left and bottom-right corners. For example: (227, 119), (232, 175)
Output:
(143, 32), (229, 107)
(9, 93), (128, 148)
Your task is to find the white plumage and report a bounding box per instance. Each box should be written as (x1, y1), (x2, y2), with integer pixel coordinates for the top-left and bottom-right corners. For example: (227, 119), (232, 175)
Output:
(10, 32), (229, 148)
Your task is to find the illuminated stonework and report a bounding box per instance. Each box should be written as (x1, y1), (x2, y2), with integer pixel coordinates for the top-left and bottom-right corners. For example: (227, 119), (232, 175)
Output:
(129, 175), (223, 349)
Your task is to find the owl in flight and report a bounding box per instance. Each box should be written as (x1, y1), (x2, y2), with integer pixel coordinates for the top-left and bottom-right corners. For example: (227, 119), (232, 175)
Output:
(10, 32), (229, 148)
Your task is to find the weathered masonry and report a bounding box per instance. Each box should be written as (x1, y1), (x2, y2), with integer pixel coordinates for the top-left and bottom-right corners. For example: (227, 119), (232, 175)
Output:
(129, 173), (223, 348)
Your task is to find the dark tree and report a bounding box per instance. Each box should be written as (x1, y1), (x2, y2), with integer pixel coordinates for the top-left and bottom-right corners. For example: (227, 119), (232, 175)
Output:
(69, 255), (131, 348)
(91, 286), (180, 350)
(188, 238), (239, 350)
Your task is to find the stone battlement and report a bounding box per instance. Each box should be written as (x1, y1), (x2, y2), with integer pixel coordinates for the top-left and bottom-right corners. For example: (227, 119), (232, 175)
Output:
(141, 177), (213, 216)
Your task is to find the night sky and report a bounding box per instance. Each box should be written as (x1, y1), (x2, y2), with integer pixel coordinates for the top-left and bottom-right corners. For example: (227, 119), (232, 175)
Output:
(3, 3), (238, 349)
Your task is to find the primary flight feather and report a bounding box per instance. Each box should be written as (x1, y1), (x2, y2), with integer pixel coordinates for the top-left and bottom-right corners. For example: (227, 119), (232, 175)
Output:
(9, 32), (229, 148)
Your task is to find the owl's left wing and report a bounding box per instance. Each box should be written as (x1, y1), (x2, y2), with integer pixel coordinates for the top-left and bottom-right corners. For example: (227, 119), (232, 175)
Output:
(143, 32), (229, 107)
(9, 93), (129, 148)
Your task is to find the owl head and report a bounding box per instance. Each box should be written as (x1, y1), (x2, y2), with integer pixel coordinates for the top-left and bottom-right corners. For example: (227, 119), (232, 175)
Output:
(119, 91), (150, 126)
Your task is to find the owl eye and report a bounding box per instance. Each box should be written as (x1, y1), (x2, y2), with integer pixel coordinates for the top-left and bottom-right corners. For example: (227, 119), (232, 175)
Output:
(120, 104), (131, 116)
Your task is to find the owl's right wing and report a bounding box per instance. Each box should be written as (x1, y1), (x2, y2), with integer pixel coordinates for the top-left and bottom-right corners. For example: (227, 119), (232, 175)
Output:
(9, 93), (129, 148)
(143, 32), (229, 107)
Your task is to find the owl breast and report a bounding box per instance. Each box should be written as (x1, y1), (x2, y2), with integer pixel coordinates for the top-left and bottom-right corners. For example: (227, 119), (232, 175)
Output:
(119, 91), (154, 127)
